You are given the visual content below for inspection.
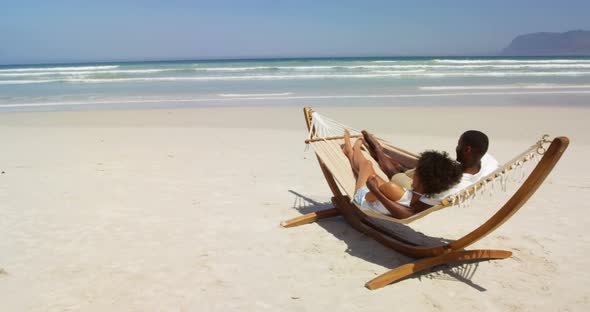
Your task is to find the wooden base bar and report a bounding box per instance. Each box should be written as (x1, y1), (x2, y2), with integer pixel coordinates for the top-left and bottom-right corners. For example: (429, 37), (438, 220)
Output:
(281, 208), (341, 228)
(365, 249), (513, 290)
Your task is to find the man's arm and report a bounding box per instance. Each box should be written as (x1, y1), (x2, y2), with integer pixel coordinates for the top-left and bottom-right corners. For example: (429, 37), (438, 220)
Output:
(361, 130), (414, 179)
(376, 156), (406, 180)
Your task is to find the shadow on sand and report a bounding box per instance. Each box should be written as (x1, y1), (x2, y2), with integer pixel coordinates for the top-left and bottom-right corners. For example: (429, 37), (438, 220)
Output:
(287, 189), (488, 291)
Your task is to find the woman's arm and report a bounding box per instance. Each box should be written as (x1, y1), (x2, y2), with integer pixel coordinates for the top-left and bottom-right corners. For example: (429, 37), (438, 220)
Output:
(365, 176), (415, 219)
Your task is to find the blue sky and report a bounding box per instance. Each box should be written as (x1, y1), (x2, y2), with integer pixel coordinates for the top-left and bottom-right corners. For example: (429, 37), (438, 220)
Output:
(1, 0), (590, 64)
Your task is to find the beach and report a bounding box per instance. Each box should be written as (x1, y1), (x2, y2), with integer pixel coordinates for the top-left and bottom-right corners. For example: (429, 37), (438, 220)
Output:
(0, 103), (589, 311)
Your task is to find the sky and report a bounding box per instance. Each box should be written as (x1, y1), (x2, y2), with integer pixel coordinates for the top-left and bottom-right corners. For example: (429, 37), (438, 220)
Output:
(1, 0), (590, 65)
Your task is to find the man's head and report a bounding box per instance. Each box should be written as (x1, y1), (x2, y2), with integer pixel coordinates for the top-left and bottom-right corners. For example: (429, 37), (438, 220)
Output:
(456, 130), (489, 166)
(413, 150), (462, 195)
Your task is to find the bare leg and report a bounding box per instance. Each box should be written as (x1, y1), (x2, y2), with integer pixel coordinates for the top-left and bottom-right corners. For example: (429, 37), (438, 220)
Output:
(362, 130), (407, 179)
(351, 137), (387, 192)
(344, 130), (389, 193)
(344, 131), (407, 205)
(344, 129), (370, 175)
(343, 129), (354, 162)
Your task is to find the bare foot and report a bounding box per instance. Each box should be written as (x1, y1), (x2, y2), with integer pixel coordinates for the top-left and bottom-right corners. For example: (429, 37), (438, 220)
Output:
(349, 137), (366, 175)
(362, 130), (381, 159)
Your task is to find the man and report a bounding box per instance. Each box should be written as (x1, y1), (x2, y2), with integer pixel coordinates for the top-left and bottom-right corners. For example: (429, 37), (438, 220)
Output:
(362, 130), (499, 205)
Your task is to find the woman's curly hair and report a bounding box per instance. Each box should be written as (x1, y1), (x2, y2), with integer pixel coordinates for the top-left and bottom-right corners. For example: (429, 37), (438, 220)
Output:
(415, 150), (463, 195)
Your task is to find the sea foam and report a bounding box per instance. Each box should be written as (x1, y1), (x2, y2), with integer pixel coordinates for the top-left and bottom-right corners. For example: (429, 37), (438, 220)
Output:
(3, 71), (590, 85)
(2, 57), (590, 109)
(2, 90), (590, 109)
(420, 84), (590, 90)
(434, 59), (590, 64)
(0, 65), (120, 72)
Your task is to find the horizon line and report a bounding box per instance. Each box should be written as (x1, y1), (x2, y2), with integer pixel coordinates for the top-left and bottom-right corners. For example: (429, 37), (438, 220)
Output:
(4, 53), (590, 67)
(2, 53), (503, 67)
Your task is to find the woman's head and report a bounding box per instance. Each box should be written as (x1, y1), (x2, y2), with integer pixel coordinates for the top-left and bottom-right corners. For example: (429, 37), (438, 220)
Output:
(413, 150), (462, 195)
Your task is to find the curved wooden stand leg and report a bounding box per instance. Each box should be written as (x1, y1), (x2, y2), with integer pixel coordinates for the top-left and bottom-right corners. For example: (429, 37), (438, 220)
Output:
(281, 208), (341, 228)
(365, 249), (513, 290)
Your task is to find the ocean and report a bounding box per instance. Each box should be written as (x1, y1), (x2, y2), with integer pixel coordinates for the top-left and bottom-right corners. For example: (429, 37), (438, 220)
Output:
(1, 57), (590, 111)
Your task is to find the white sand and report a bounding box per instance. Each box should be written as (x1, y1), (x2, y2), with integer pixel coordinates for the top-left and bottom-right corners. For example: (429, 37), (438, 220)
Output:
(0, 105), (589, 311)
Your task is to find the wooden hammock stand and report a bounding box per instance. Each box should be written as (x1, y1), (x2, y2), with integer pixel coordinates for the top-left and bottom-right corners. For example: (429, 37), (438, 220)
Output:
(282, 107), (569, 290)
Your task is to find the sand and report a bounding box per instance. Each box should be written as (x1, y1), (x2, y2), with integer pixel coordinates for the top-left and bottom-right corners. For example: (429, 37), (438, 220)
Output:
(0, 105), (589, 311)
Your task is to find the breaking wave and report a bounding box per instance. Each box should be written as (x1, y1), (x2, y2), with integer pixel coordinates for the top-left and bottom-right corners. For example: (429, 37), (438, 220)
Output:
(0, 65), (120, 72)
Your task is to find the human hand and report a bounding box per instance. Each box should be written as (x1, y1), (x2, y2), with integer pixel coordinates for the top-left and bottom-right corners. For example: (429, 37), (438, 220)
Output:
(366, 175), (379, 191)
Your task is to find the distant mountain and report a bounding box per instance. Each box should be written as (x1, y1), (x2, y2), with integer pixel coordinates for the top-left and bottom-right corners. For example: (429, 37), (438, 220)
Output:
(501, 30), (590, 56)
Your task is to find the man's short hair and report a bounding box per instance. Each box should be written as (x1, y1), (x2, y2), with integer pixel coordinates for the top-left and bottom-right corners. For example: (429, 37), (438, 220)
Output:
(415, 150), (463, 195)
(461, 130), (489, 156)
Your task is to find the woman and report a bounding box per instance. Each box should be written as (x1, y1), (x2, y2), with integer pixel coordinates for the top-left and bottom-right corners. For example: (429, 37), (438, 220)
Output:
(343, 129), (462, 219)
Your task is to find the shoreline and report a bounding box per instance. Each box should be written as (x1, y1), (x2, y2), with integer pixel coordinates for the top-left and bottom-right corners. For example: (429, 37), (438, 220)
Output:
(1, 91), (589, 113)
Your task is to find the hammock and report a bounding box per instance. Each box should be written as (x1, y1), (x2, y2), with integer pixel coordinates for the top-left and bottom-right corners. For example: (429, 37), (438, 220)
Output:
(282, 107), (569, 289)
(306, 110), (549, 223)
